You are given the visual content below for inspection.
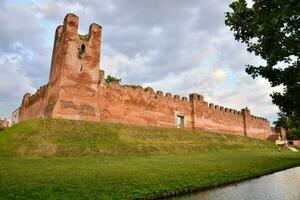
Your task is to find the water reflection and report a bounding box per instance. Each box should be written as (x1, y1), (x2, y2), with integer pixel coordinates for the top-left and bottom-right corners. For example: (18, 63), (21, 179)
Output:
(170, 167), (300, 200)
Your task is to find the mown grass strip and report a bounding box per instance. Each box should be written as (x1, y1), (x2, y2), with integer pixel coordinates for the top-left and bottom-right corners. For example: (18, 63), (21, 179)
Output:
(0, 119), (299, 199)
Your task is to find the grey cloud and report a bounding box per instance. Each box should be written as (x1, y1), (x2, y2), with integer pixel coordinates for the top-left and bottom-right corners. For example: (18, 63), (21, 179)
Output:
(0, 0), (278, 122)
(0, 0), (51, 119)
(38, 0), (234, 84)
(0, 1), (42, 51)
(0, 0), (50, 87)
(208, 76), (279, 122)
(0, 56), (35, 117)
(213, 29), (258, 72)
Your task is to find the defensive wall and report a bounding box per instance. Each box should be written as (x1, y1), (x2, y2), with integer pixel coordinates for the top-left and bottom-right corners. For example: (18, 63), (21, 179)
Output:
(0, 117), (9, 128)
(14, 13), (273, 139)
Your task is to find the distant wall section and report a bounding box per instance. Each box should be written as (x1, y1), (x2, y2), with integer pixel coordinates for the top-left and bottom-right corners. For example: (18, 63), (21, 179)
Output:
(95, 83), (272, 139)
(18, 85), (49, 121)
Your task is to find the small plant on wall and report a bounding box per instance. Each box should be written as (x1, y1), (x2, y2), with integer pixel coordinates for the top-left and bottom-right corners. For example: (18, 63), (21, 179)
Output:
(105, 75), (121, 84)
(129, 85), (142, 89)
(78, 44), (85, 59)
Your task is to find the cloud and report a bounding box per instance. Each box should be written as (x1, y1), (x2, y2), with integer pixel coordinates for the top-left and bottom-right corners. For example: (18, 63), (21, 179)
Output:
(0, 0), (50, 119)
(101, 52), (151, 83)
(142, 65), (229, 98)
(0, 54), (35, 117)
(0, 0), (280, 123)
(37, 0), (234, 83)
(206, 76), (282, 122)
(0, 0), (51, 85)
(0, 2), (41, 51)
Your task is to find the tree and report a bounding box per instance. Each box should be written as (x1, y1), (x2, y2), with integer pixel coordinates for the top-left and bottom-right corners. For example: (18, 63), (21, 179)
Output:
(225, 0), (300, 119)
(105, 75), (121, 84)
(274, 112), (300, 129)
(274, 112), (300, 139)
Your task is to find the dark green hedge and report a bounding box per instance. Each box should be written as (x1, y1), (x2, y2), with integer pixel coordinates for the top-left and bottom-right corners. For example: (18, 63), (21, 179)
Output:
(287, 130), (300, 140)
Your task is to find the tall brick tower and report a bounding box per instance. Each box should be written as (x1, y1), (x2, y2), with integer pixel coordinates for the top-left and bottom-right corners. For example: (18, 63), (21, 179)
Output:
(47, 13), (102, 121)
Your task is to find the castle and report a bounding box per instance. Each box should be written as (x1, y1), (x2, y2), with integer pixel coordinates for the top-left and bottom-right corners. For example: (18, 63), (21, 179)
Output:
(12, 13), (274, 139)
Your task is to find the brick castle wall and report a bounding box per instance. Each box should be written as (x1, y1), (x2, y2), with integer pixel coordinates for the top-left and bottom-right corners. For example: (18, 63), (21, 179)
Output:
(18, 85), (49, 121)
(15, 14), (272, 140)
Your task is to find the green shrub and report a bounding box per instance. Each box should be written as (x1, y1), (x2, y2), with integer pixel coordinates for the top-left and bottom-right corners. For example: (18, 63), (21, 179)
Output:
(79, 34), (89, 41)
(287, 129), (300, 140)
(128, 85), (142, 89)
(105, 75), (121, 84)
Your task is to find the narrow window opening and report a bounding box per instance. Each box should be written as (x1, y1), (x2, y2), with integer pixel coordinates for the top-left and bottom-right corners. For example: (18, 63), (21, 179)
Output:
(81, 44), (85, 52)
(80, 65), (83, 71)
(176, 115), (184, 128)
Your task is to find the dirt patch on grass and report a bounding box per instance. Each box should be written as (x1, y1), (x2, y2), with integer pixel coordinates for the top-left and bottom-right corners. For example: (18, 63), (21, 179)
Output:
(18, 144), (57, 157)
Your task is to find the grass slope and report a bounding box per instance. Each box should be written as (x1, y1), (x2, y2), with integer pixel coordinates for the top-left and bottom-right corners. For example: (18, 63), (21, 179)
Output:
(0, 118), (277, 157)
(0, 119), (299, 200)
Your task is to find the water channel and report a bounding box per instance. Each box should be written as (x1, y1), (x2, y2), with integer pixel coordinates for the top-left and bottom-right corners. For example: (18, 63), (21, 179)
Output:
(170, 167), (300, 200)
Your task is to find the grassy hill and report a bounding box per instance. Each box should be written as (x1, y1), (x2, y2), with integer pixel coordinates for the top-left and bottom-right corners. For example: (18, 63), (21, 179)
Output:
(0, 118), (299, 199)
(0, 118), (277, 157)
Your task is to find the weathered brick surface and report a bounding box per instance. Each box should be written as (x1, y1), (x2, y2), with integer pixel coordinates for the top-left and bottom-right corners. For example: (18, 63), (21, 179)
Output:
(15, 14), (272, 140)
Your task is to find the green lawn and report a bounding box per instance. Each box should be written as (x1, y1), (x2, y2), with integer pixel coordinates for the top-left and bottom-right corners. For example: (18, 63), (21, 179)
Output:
(0, 119), (299, 200)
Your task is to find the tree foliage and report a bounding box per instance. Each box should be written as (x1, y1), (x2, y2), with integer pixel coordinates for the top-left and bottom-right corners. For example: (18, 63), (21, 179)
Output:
(225, 0), (300, 119)
(105, 75), (122, 84)
(274, 112), (300, 129)
(275, 112), (300, 140)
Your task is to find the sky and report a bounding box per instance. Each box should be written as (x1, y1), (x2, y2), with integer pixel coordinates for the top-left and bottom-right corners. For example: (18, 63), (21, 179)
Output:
(0, 0), (282, 123)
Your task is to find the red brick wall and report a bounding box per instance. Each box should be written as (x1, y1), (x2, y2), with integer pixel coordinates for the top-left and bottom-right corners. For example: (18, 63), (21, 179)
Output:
(97, 84), (193, 127)
(18, 85), (49, 121)
(16, 13), (273, 140)
(96, 85), (271, 139)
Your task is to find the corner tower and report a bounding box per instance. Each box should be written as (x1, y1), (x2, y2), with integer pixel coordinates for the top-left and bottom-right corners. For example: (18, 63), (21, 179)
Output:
(48, 13), (102, 121)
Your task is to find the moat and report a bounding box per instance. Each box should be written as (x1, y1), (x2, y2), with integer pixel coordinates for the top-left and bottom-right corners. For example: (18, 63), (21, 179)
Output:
(170, 167), (300, 200)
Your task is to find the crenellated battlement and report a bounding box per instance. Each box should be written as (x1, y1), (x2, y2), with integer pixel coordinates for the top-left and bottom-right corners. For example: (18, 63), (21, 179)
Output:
(21, 84), (48, 106)
(102, 82), (270, 125)
(15, 13), (272, 140)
